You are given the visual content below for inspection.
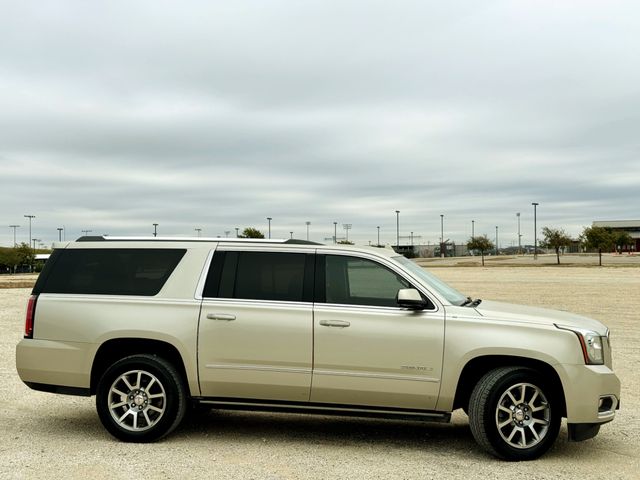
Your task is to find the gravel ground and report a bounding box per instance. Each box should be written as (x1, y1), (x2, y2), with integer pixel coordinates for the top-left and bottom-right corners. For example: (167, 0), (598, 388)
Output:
(1, 267), (638, 479)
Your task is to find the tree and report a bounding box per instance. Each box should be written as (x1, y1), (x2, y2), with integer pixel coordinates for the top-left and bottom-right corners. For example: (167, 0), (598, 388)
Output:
(0, 248), (18, 273)
(581, 226), (615, 266)
(15, 242), (35, 270)
(0, 244), (33, 273)
(467, 235), (494, 266)
(541, 227), (572, 265)
(615, 231), (634, 253)
(239, 227), (265, 239)
(337, 240), (354, 245)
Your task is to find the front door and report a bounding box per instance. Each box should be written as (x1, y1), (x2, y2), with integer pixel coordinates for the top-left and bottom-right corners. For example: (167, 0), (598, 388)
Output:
(311, 253), (445, 410)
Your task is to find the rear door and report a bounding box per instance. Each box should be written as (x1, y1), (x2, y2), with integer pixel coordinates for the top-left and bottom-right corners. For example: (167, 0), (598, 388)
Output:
(198, 247), (314, 402)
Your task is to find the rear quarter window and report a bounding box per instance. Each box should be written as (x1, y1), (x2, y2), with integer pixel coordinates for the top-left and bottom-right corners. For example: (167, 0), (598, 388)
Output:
(35, 249), (186, 296)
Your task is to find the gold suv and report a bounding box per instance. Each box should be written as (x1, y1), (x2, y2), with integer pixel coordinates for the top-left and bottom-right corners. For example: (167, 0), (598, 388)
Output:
(16, 236), (620, 460)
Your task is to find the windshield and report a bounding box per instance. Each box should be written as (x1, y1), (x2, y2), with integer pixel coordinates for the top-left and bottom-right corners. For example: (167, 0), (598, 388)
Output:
(394, 256), (467, 305)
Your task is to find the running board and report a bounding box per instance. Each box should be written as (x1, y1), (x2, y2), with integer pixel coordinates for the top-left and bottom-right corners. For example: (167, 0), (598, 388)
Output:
(195, 397), (451, 423)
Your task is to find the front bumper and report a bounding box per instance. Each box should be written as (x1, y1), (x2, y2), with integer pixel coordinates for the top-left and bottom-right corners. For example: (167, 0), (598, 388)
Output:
(556, 363), (620, 424)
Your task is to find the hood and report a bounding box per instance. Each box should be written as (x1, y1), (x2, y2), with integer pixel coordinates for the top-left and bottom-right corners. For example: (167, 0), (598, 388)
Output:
(474, 300), (608, 335)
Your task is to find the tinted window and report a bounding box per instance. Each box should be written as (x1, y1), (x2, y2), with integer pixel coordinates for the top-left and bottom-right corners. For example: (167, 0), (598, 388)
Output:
(205, 251), (307, 302)
(325, 255), (411, 307)
(39, 249), (185, 296)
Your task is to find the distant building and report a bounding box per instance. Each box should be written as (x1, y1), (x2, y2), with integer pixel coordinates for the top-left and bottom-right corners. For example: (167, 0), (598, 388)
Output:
(593, 220), (640, 252)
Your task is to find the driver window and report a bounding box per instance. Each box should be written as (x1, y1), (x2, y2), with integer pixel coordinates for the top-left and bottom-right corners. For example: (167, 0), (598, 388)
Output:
(325, 255), (411, 307)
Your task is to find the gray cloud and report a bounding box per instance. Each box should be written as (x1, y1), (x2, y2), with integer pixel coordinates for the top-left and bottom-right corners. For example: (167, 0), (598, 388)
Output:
(2, 0), (639, 247)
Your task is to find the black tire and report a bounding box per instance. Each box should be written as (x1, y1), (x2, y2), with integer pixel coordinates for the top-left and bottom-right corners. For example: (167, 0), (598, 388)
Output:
(468, 367), (561, 461)
(96, 354), (187, 442)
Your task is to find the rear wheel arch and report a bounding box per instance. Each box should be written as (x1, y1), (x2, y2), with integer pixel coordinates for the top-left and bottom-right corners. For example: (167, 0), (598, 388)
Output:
(453, 355), (566, 417)
(90, 338), (189, 396)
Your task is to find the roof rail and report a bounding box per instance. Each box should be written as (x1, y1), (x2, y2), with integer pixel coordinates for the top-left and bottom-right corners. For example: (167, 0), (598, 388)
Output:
(75, 235), (323, 245)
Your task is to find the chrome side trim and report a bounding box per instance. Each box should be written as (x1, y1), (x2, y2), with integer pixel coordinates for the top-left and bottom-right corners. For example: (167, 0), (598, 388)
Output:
(205, 364), (312, 374)
(313, 369), (439, 383)
(200, 298), (313, 308)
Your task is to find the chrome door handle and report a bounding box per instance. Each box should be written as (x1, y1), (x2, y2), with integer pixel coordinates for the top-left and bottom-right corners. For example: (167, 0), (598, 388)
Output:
(206, 313), (236, 321)
(319, 320), (350, 328)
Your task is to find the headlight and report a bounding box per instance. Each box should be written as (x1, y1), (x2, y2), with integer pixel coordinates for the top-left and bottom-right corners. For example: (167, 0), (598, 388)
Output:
(556, 325), (605, 365)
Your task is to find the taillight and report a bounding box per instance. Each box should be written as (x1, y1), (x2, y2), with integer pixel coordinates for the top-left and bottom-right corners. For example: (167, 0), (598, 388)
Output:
(25, 294), (38, 338)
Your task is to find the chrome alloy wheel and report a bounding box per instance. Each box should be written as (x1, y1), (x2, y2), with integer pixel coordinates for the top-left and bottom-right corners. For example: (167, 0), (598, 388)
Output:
(107, 369), (167, 432)
(495, 382), (551, 449)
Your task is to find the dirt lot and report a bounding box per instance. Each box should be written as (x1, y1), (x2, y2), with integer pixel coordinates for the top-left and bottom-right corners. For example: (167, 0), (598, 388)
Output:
(1, 266), (638, 479)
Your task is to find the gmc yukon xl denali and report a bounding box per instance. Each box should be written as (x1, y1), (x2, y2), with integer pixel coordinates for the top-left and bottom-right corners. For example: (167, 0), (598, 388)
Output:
(16, 236), (620, 460)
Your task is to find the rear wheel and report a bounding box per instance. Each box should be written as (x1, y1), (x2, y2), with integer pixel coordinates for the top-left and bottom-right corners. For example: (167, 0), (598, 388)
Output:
(468, 367), (561, 460)
(96, 354), (187, 442)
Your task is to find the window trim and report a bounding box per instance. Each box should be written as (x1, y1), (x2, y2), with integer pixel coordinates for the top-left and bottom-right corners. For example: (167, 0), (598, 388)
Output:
(199, 248), (315, 304)
(315, 249), (439, 312)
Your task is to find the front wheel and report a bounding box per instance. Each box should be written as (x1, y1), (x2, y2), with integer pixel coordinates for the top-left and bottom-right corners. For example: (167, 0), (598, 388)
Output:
(468, 367), (561, 460)
(96, 354), (187, 442)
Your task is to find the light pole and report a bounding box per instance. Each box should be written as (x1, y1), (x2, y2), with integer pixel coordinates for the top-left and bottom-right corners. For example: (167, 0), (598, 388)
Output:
(343, 224), (352, 243)
(376, 226), (380, 246)
(153, 223), (158, 237)
(495, 226), (499, 256)
(267, 217), (272, 239)
(410, 231), (414, 246)
(532, 202), (539, 259)
(24, 215), (35, 251)
(333, 222), (337, 244)
(395, 210), (400, 249)
(32, 238), (41, 250)
(516, 212), (521, 255)
(305, 221), (311, 241)
(57, 228), (63, 241)
(290, 231), (293, 239)
(235, 227), (239, 238)
(440, 214), (444, 258)
(472, 220), (475, 239)
(82, 229), (92, 237)
(195, 228), (202, 237)
(9, 225), (20, 246)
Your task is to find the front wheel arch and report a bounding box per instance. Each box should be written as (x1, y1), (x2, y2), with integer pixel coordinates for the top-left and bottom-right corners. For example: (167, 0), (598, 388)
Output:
(452, 355), (566, 417)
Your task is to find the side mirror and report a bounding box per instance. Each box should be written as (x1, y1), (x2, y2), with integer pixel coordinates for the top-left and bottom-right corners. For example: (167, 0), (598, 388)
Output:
(397, 288), (429, 310)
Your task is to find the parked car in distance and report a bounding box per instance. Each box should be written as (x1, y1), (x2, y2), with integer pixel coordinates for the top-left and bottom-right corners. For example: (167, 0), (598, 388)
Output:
(16, 236), (620, 460)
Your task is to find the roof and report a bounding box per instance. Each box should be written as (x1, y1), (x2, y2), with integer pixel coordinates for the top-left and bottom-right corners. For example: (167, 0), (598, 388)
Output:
(593, 220), (640, 228)
(66, 236), (401, 257)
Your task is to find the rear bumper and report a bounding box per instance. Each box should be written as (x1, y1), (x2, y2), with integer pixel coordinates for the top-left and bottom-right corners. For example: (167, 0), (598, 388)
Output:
(24, 381), (90, 396)
(16, 338), (93, 391)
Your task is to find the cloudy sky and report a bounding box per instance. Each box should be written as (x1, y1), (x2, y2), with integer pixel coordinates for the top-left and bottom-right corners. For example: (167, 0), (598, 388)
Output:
(1, 0), (639, 248)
